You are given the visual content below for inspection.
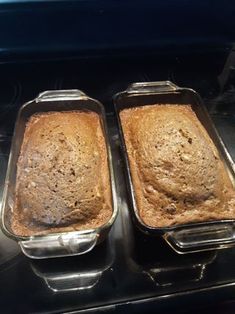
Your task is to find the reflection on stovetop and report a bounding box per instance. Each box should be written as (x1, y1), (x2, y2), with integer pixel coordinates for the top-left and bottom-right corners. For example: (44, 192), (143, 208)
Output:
(0, 78), (21, 124)
(0, 52), (225, 135)
(30, 236), (114, 293)
(0, 53), (235, 313)
(127, 227), (217, 287)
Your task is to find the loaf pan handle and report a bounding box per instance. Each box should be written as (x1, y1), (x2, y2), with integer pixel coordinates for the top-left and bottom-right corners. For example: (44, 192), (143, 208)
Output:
(19, 232), (98, 259)
(164, 222), (235, 254)
(126, 81), (179, 94)
(36, 89), (87, 102)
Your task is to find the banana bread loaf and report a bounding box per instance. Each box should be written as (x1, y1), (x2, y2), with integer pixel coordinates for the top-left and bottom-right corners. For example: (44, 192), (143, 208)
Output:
(120, 104), (235, 227)
(12, 111), (112, 236)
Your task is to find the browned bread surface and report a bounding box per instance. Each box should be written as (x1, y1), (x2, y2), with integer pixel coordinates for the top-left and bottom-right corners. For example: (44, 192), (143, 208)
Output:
(12, 111), (112, 236)
(120, 104), (235, 227)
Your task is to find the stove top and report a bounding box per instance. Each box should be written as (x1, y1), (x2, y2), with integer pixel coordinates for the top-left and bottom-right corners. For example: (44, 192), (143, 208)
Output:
(1, 51), (235, 314)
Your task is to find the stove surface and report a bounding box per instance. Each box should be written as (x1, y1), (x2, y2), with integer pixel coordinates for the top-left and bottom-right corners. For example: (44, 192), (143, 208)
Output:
(1, 52), (235, 314)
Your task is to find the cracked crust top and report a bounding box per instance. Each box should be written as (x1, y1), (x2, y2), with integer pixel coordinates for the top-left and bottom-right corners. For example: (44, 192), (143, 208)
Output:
(120, 104), (235, 227)
(12, 111), (112, 236)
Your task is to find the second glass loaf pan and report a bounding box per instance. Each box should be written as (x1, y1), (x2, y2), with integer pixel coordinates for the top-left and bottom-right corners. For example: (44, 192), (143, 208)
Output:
(114, 81), (235, 253)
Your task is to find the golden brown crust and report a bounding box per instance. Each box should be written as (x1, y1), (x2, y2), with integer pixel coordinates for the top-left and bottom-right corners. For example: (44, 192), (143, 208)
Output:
(120, 104), (235, 227)
(12, 111), (112, 236)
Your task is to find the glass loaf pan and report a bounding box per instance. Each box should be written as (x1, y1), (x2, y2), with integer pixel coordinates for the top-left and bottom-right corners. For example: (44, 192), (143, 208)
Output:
(114, 81), (235, 254)
(1, 90), (118, 259)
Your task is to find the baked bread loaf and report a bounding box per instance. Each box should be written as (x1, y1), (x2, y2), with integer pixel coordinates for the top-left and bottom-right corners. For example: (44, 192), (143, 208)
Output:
(120, 104), (235, 227)
(12, 111), (112, 236)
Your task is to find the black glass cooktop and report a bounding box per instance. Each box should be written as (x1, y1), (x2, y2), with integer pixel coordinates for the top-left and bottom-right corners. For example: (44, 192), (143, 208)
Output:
(1, 51), (235, 314)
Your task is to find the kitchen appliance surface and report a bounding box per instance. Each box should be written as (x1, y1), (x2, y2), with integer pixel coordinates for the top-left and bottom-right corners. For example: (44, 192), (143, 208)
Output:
(1, 52), (235, 313)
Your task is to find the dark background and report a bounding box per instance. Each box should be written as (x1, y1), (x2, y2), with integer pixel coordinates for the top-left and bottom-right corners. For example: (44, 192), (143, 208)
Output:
(0, 0), (235, 62)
